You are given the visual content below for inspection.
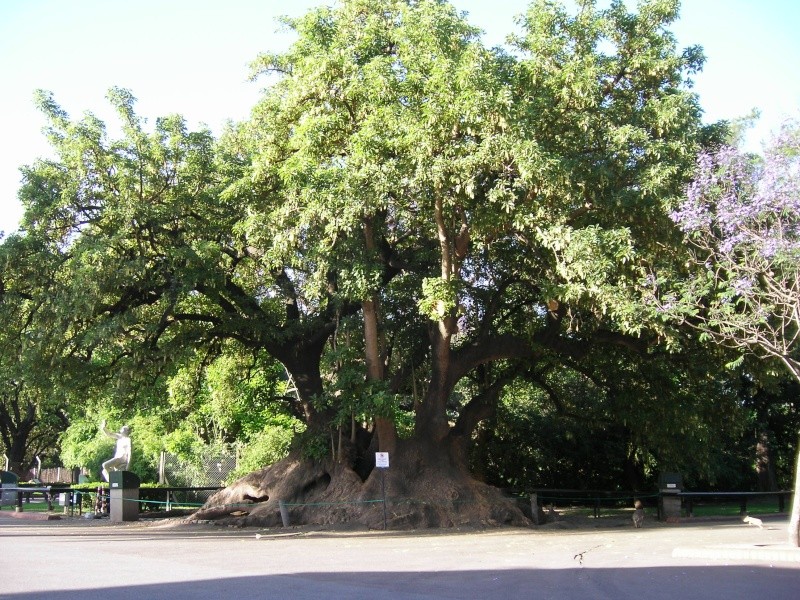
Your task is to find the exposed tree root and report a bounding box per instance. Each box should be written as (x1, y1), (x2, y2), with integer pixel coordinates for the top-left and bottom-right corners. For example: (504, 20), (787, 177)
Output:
(191, 448), (530, 530)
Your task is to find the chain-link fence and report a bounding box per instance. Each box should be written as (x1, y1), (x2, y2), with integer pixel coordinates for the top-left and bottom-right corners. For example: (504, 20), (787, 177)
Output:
(158, 449), (237, 488)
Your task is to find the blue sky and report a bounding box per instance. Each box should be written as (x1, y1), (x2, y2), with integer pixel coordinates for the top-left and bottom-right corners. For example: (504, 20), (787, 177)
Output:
(1, 0), (798, 235)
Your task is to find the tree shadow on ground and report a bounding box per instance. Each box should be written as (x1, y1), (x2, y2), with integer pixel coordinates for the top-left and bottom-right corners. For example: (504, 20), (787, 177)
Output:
(5, 566), (799, 600)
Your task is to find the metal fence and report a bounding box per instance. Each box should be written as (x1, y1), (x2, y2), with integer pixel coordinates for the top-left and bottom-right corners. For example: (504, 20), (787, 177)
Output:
(10, 451), (237, 488)
(25, 467), (86, 484)
(158, 450), (237, 488)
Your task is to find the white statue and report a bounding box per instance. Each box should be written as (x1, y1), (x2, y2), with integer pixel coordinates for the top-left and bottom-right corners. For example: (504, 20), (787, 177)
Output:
(100, 420), (132, 482)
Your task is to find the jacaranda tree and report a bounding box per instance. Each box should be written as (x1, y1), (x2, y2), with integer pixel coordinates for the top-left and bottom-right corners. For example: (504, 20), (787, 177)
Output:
(657, 120), (800, 545)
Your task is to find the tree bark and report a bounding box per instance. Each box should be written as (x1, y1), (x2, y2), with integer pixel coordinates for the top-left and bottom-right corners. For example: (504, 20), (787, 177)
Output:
(364, 297), (397, 453)
(789, 443), (800, 547)
(414, 324), (453, 442)
(363, 220), (397, 454)
(755, 431), (778, 492)
(0, 396), (36, 476)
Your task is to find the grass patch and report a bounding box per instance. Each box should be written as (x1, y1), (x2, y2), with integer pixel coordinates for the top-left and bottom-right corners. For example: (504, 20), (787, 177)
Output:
(546, 496), (786, 519)
(686, 497), (784, 517)
(0, 496), (62, 513)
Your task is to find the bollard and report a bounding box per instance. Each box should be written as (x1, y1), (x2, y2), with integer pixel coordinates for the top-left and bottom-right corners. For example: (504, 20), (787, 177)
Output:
(95, 486), (105, 515)
(96, 486), (109, 515)
(279, 500), (290, 527)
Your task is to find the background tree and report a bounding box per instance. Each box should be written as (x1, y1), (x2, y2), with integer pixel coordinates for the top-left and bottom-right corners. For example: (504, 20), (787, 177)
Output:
(0, 234), (69, 476)
(657, 120), (800, 544)
(737, 369), (800, 492)
(15, 82), (364, 487)
(57, 332), (304, 482)
(474, 339), (745, 492)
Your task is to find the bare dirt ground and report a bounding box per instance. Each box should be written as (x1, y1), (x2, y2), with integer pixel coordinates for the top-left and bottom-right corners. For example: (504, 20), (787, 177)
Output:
(1, 510), (799, 599)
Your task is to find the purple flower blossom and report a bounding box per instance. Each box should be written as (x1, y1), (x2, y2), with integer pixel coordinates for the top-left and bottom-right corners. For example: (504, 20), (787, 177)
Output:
(731, 276), (754, 296)
(673, 120), (800, 261)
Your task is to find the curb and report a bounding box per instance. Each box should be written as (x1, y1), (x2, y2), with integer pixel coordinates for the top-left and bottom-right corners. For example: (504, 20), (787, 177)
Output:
(0, 510), (62, 521)
(672, 546), (800, 563)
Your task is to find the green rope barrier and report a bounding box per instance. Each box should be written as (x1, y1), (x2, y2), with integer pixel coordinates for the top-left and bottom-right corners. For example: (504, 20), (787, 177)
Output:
(63, 487), (667, 516)
(135, 497), (206, 507)
(74, 489), (210, 509)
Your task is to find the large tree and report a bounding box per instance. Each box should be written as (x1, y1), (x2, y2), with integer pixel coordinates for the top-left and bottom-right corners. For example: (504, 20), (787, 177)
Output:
(196, 0), (712, 526)
(658, 120), (800, 545)
(16, 0), (713, 527)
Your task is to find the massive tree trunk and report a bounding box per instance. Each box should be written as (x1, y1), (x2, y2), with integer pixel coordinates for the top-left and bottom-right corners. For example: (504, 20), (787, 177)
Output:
(193, 319), (532, 528)
(194, 436), (528, 529)
(363, 219), (397, 453)
(213, 333), (550, 527)
(192, 299), (609, 527)
(368, 435), (528, 528)
(278, 347), (325, 425)
(364, 296), (397, 454)
(414, 324), (455, 442)
(192, 303), (640, 529)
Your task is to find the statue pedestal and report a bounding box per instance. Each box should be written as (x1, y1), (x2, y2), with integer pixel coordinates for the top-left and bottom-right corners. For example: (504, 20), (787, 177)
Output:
(109, 471), (140, 522)
(660, 494), (681, 520)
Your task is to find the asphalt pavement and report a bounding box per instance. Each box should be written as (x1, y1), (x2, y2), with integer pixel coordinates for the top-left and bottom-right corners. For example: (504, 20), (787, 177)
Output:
(1, 512), (799, 599)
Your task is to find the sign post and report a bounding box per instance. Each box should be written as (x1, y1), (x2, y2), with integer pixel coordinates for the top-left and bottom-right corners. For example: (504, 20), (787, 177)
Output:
(375, 452), (390, 530)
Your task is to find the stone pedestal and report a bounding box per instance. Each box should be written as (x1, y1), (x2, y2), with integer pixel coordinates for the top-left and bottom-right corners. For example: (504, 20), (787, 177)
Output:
(658, 472), (683, 521)
(109, 471), (140, 522)
(660, 494), (681, 520)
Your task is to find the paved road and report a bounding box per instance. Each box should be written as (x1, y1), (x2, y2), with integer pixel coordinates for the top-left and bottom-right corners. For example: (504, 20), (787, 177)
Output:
(1, 513), (799, 599)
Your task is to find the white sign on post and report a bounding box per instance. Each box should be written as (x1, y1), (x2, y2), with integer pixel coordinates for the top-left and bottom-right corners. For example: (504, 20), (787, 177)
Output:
(375, 452), (390, 468)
